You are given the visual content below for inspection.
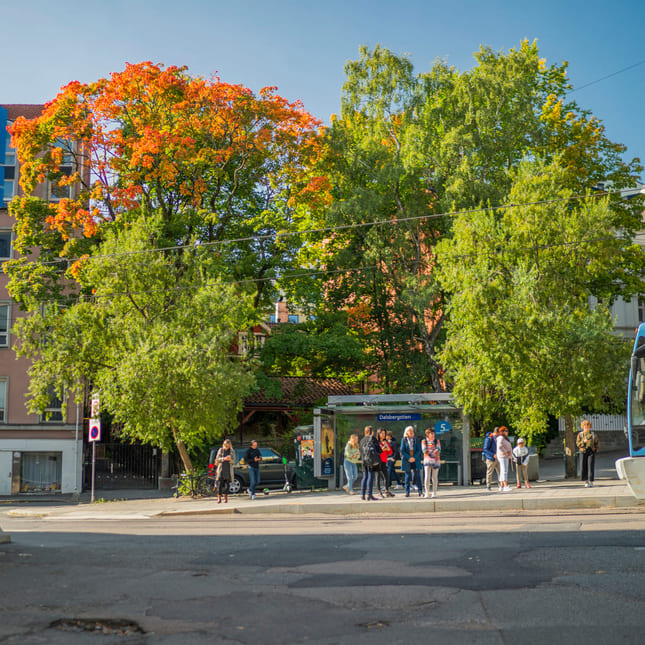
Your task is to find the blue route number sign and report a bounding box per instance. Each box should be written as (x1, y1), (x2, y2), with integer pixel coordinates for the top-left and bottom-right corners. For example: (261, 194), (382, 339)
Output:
(434, 420), (452, 435)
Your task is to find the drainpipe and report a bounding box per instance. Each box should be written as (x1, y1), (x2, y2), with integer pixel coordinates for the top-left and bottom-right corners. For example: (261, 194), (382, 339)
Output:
(73, 400), (80, 500)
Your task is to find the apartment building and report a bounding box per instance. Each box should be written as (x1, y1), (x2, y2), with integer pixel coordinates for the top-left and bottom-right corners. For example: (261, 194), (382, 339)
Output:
(0, 104), (82, 495)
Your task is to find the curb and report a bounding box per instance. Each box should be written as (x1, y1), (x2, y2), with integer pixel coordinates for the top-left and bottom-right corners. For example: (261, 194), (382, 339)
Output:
(157, 493), (642, 517)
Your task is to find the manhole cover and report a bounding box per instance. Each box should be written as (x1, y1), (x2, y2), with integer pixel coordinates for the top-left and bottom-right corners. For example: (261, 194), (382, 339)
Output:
(51, 618), (144, 636)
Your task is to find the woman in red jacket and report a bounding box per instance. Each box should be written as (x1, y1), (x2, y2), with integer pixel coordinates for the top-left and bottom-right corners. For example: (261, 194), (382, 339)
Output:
(376, 428), (395, 497)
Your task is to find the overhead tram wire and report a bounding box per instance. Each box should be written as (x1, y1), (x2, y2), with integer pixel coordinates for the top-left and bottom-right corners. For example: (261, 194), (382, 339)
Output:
(18, 190), (622, 270)
(567, 58), (645, 94)
(11, 54), (645, 274)
(7, 57), (644, 325)
(4, 232), (620, 322)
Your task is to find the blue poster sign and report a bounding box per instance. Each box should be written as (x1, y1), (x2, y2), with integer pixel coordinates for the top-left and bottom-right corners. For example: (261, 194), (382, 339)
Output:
(434, 420), (452, 434)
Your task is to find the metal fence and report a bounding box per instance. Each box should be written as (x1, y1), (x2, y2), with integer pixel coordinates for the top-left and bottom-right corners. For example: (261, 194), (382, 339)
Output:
(557, 414), (626, 433)
(83, 443), (160, 490)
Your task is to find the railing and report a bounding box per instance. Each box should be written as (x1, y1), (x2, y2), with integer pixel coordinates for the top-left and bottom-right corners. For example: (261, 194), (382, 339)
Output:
(557, 414), (626, 432)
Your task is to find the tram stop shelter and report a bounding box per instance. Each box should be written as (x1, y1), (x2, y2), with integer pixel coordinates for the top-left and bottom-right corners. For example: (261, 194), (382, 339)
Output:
(312, 393), (469, 490)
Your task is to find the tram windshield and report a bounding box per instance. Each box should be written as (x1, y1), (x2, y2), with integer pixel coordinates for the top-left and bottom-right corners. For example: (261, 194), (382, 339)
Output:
(628, 343), (645, 456)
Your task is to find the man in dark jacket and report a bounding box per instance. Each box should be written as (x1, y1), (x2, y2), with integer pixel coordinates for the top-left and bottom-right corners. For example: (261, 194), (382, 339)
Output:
(244, 440), (262, 500)
(482, 427), (499, 492)
(359, 426), (380, 501)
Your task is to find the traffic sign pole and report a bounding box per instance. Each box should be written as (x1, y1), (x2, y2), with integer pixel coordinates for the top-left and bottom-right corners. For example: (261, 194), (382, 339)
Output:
(88, 417), (101, 503)
(91, 441), (96, 503)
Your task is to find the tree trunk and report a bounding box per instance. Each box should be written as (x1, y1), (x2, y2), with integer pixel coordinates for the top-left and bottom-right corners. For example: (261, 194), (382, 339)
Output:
(419, 311), (446, 393)
(173, 430), (194, 473)
(563, 414), (576, 478)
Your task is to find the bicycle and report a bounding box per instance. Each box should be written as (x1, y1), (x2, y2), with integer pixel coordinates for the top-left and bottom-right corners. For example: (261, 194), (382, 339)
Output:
(172, 471), (214, 497)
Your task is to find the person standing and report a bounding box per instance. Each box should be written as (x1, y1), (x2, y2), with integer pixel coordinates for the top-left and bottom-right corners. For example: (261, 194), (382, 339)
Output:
(343, 434), (361, 494)
(244, 440), (262, 500)
(359, 426), (380, 501)
(422, 428), (441, 499)
(496, 426), (513, 492)
(576, 419), (599, 487)
(214, 439), (236, 503)
(482, 427), (499, 491)
(376, 428), (395, 497)
(400, 426), (423, 497)
(513, 438), (530, 489)
(386, 430), (402, 488)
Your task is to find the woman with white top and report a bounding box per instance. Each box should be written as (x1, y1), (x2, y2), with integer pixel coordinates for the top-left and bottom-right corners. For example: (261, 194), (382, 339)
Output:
(496, 426), (513, 492)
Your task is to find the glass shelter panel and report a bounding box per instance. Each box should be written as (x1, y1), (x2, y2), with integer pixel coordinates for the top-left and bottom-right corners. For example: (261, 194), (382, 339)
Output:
(327, 400), (466, 486)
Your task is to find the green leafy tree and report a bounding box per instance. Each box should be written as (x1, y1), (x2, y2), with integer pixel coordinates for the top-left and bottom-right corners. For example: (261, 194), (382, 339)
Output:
(5, 63), (324, 469)
(298, 40), (641, 401)
(258, 311), (368, 384)
(13, 219), (256, 471)
(295, 45), (445, 392)
(436, 159), (640, 473)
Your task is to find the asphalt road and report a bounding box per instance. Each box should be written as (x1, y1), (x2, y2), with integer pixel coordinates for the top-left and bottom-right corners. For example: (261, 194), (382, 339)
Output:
(2, 509), (645, 644)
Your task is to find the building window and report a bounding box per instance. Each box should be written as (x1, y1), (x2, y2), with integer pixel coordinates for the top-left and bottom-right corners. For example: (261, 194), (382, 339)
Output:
(639, 297), (645, 324)
(42, 386), (64, 423)
(0, 379), (6, 422)
(237, 332), (266, 356)
(20, 452), (62, 493)
(269, 314), (276, 323)
(0, 303), (9, 347)
(2, 128), (17, 204)
(288, 314), (299, 324)
(48, 141), (74, 200)
(0, 229), (12, 260)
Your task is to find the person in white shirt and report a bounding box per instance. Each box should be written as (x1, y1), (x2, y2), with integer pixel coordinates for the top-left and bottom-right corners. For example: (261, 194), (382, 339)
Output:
(513, 438), (530, 489)
(496, 426), (513, 492)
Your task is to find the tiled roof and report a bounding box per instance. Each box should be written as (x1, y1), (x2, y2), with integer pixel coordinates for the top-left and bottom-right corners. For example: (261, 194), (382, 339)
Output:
(2, 104), (45, 120)
(245, 377), (354, 408)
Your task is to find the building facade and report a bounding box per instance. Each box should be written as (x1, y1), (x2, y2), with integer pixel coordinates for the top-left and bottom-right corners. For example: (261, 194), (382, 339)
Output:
(0, 105), (82, 495)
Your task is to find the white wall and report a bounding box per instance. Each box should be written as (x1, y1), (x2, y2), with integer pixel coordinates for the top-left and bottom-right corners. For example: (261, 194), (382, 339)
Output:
(0, 439), (82, 495)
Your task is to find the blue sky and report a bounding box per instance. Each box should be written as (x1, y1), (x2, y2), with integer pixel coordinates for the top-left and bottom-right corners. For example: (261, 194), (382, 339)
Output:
(2, 0), (644, 174)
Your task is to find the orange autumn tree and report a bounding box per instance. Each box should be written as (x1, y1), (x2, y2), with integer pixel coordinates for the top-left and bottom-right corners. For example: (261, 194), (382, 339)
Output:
(5, 62), (325, 471)
(8, 61), (324, 306)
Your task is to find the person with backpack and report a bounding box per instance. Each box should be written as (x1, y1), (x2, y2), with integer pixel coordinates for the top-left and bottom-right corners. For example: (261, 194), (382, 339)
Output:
(576, 420), (600, 487)
(422, 427), (441, 499)
(359, 426), (381, 501)
(482, 427), (499, 491)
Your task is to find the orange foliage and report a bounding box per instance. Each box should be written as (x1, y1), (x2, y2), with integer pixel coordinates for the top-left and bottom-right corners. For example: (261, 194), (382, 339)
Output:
(9, 61), (326, 239)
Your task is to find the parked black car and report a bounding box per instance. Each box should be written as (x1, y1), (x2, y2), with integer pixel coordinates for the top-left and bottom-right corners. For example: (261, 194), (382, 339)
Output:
(207, 446), (296, 494)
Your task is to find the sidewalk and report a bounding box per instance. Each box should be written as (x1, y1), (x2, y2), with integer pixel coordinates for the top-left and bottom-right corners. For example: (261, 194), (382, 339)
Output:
(1, 452), (642, 521)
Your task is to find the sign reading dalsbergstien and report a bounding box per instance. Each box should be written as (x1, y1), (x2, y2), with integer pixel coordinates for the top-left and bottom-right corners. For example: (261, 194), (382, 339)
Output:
(377, 413), (422, 422)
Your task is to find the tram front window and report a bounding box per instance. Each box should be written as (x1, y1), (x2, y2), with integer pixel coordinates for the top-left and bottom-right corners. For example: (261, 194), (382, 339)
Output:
(629, 354), (645, 454)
